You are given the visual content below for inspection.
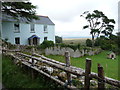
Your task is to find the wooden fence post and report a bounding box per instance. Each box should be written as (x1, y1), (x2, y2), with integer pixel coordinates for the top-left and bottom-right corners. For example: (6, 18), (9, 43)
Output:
(17, 45), (20, 51)
(84, 58), (92, 90)
(31, 47), (35, 66)
(65, 51), (72, 86)
(98, 64), (105, 90)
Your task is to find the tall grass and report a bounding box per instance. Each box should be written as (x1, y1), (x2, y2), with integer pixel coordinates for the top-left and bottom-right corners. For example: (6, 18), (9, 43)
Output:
(2, 55), (62, 88)
(46, 51), (119, 80)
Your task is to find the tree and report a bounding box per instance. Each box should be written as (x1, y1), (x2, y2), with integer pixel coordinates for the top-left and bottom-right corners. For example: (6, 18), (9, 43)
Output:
(2, 2), (39, 21)
(55, 36), (62, 43)
(86, 39), (92, 47)
(80, 10), (115, 47)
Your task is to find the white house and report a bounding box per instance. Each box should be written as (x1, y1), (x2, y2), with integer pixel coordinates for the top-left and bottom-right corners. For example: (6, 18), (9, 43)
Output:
(2, 14), (55, 45)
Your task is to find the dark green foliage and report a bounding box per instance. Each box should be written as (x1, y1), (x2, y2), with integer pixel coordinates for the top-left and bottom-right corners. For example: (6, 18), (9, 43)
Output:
(2, 2), (39, 21)
(25, 45), (34, 50)
(94, 35), (120, 54)
(55, 36), (63, 43)
(67, 44), (80, 51)
(86, 39), (92, 47)
(83, 25), (89, 29)
(2, 55), (62, 88)
(56, 43), (81, 51)
(38, 40), (54, 49)
(72, 79), (83, 88)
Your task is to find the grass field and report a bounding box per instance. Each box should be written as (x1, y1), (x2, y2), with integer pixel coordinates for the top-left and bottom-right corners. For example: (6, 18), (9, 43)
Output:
(46, 51), (119, 80)
(63, 38), (91, 45)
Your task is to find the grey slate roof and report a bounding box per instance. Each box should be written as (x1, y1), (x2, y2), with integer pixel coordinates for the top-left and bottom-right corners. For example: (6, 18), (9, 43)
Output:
(2, 14), (55, 25)
(34, 15), (55, 25)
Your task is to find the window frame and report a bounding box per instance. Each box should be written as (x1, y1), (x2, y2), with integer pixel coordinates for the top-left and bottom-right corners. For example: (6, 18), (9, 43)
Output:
(30, 23), (35, 33)
(14, 23), (20, 33)
(15, 37), (20, 45)
(44, 25), (48, 33)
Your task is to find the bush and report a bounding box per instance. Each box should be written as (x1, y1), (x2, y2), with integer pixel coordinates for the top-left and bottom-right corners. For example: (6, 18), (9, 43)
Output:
(56, 43), (81, 51)
(94, 36), (120, 54)
(39, 40), (54, 49)
(25, 45), (34, 50)
(86, 39), (92, 47)
(55, 36), (62, 43)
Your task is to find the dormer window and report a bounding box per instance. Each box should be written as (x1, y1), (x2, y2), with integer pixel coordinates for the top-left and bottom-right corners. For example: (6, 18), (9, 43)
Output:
(30, 24), (35, 33)
(44, 25), (48, 33)
(14, 23), (20, 33)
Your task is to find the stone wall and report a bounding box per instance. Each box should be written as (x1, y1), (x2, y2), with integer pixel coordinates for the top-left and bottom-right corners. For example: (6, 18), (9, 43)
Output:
(45, 46), (102, 58)
(4, 43), (102, 58)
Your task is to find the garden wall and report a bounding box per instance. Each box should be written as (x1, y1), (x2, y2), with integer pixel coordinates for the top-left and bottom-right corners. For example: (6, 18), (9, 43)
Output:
(3, 43), (102, 58)
(45, 46), (102, 58)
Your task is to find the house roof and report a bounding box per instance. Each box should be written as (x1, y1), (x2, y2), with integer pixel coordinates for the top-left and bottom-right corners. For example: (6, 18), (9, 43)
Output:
(34, 15), (55, 25)
(2, 14), (55, 25)
(107, 51), (115, 55)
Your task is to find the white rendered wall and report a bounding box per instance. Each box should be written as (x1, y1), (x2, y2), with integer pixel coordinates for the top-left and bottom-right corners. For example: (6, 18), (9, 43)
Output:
(2, 21), (55, 45)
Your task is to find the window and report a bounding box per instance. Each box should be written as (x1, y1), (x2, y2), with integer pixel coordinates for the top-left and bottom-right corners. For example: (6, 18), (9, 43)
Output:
(30, 24), (35, 32)
(44, 37), (47, 41)
(14, 23), (20, 33)
(15, 37), (20, 44)
(44, 25), (48, 33)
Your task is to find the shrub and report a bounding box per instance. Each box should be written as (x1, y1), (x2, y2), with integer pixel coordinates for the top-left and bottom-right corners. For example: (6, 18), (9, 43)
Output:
(55, 36), (62, 43)
(39, 40), (54, 49)
(56, 43), (81, 51)
(86, 39), (92, 47)
(25, 45), (34, 50)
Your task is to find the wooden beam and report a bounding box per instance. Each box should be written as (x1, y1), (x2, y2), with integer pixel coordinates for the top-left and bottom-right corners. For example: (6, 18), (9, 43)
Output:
(89, 73), (120, 88)
(22, 61), (77, 89)
(16, 52), (85, 76)
(7, 52), (120, 88)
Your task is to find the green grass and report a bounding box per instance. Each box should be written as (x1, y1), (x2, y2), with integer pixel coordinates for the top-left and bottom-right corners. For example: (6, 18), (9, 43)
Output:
(46, 51), (119, 80)
(2, 55), (62, 88)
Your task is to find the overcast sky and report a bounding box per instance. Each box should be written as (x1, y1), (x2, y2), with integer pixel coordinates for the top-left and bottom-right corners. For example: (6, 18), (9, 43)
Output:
(30, 0), (119, 37)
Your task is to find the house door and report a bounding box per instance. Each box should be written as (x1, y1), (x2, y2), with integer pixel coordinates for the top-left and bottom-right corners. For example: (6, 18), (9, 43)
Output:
(28, 35), (40, 45)
(33, 37), (38, 45)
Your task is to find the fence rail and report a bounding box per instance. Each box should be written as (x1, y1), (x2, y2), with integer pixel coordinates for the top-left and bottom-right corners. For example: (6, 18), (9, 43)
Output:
(2, 49), (120, 89)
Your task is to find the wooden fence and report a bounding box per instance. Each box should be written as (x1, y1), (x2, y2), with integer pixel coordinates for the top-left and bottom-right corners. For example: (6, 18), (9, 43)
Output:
(2, 49), (120, 89)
